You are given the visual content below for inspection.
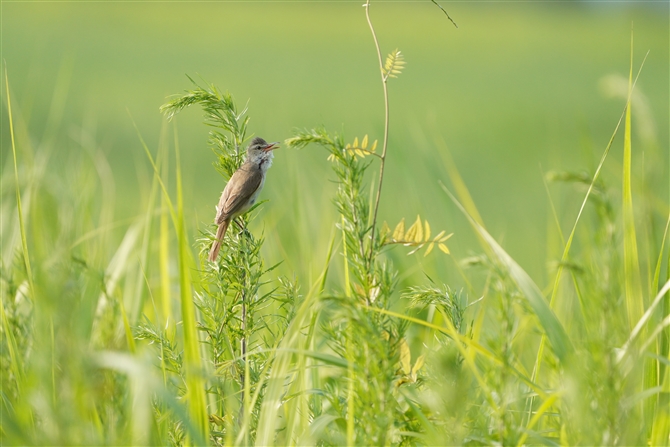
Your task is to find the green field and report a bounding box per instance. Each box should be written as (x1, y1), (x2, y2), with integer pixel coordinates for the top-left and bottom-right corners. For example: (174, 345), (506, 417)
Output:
(2, 1), (669, 445)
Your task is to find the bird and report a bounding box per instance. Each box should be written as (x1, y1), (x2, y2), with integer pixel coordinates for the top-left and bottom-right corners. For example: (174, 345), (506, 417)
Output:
(208, 137), (279, 262)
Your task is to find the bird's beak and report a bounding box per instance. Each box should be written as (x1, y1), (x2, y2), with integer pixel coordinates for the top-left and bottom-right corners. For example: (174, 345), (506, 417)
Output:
(263, 142), (280, 152)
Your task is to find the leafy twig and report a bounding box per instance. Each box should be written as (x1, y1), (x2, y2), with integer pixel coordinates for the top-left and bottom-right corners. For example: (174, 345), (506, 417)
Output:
(364, 0), (390, 264)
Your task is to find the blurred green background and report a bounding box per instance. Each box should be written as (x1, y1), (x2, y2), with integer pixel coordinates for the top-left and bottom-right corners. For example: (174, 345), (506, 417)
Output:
(3, 0), (668, 290)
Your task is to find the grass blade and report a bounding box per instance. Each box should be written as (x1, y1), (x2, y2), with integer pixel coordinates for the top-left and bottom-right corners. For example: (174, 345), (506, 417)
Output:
(619, 279), (670, 361)
(159, 153), (173, 328)
(622, 39), (644, 331)
(174, 125), (209, 445)
(651, 355), (670, 446)
(652, 214), (670, 299)
(443, 186), (574, 364)
(255, 232), (335, 446)
(517, 392), (561, 447)
(5, 65), (35, 299)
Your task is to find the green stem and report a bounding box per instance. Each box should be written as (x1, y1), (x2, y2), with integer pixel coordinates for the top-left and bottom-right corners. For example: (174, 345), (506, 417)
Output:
(5, 65), (36, 299)
(365, 0), (390, 265)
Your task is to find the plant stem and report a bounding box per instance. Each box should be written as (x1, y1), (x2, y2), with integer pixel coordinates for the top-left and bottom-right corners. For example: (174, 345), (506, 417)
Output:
(365, 0), (390, 264)
(240, 232), (250, 446)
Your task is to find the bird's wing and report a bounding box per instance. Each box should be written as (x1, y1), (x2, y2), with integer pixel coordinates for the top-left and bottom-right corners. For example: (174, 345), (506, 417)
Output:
(215, 165), (263, 224)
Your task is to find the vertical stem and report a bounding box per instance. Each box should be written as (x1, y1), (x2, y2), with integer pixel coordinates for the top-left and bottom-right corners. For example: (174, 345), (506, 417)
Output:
(342, 215), (352, 298)
(240, 230), (250, 446)
(241, 291), (247, 370)
(346, 333), (355, 446)
(51, 320), (56, 405)
(5, 65), (36, 298)
(243, 314), (250, 447)
(365, 0), (390, 263)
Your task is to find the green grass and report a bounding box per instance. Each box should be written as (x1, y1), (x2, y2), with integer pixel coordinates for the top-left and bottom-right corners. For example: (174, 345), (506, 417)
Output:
(2, 2), (669, 446)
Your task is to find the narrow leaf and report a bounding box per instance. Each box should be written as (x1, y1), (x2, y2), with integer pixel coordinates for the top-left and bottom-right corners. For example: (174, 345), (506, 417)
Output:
(622, 40), (644, 331)
(400, 339), (411, 375)
(425, 242), (435, 256)
(445, 188), (574, 364)
(412, 354), (425, 374)
(393, 219), (405, 241)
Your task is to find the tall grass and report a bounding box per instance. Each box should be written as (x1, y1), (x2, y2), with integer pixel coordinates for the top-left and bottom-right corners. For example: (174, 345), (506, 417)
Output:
(2, 6), (669, 447)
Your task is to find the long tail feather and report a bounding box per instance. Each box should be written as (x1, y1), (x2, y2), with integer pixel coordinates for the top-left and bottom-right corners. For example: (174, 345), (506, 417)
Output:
(208, 219), (230, 262)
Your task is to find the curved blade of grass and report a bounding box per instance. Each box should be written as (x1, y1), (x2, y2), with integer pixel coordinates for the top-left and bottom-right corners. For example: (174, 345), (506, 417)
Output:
(129, 125), (168, 324)
(233, 336), (282, 446)
(174, 125), (209, 445)
(434, 136), (484, 228)
(129, 109), (177, 228)
(619, 279), (670, 362)
(254, 298), (312, 446)
(364, 304), (547, 399)
(639, 314), (670, 354)
(652, 213), (670, 296)
(621, 40), (657, 424)
(443, 187), (574, 364)
(286, 235), (337, 445)
(90, 222), (141, 345)
(5, 65), (35, 299)
(541, 170), (586, 322)
(622, 38), (644, 331)
(255, 231), (335, 446)
(159, 147), (173, 328)
(547, 50), (648, 313)
(528, 48), (649, 428)
(516, 392), (561, 447)
(650, 359), (670, 446)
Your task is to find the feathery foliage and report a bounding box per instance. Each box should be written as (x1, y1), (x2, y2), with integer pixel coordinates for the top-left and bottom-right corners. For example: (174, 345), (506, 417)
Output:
(1, 3), (668, 447)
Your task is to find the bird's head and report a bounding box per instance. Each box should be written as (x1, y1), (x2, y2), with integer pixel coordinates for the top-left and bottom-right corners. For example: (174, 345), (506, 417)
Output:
(247, 137), (279, 159)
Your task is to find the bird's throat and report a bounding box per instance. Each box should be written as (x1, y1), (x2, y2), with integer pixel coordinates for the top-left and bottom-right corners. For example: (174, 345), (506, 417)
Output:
(257, 152), (274, 172)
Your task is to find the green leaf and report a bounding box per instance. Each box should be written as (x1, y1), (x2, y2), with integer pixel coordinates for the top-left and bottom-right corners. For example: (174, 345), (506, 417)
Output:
(393, 218), (405, 241)
(383, 49), (405, 79)
(445, 188), (574, 364)
(424, 242), (435, 256)
(412, 354), (425, 375)
(175, 129), (209, 445)
(400, 339), (411, 375)
(622, 41), (644, 331)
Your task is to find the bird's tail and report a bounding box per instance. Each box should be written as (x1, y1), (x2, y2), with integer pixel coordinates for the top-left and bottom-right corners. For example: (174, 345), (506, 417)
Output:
(208, 219), (230, 262)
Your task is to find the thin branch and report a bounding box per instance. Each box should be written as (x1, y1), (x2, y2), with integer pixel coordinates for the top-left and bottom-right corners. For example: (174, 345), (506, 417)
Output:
(365, 0), (390, 264)
(347, 147), (382, 159)
(430, 0), (459, 29)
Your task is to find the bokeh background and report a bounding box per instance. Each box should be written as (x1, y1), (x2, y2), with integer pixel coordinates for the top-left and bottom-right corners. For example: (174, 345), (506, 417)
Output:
(3, 0), (668, 292)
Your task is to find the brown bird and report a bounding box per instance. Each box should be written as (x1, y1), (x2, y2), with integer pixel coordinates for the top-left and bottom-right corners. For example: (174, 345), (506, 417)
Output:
(208, 137), (279, 262)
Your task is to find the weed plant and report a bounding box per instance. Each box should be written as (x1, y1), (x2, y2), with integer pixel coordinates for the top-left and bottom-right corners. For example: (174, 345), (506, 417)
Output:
(2, 2), (669, 446)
